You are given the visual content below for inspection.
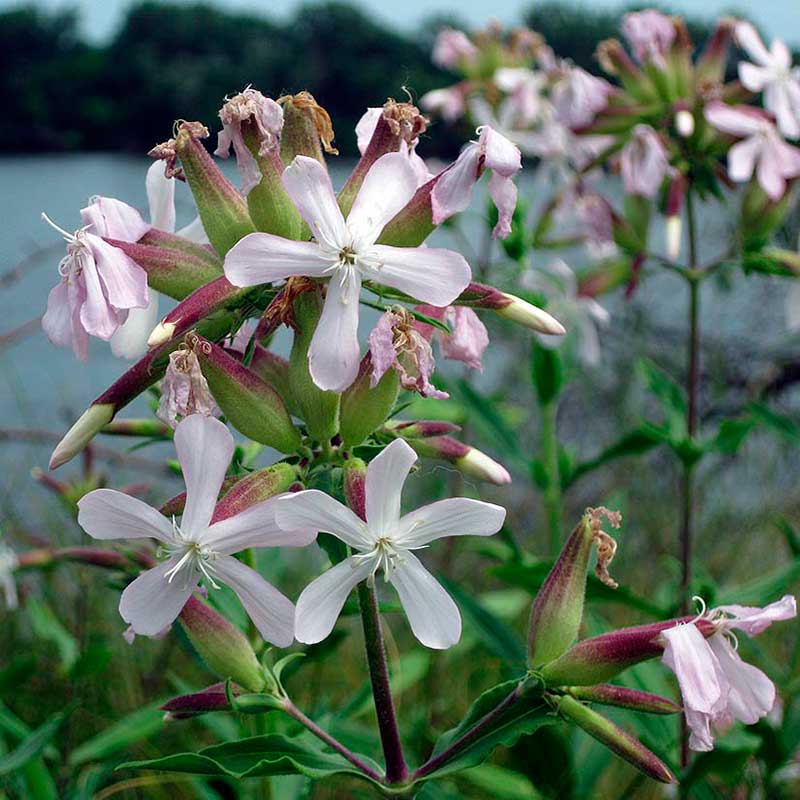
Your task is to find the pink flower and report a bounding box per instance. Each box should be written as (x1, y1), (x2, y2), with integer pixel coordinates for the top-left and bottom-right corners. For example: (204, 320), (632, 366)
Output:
(433, 28), (478, 70)
(420, 86), (467, 122)
(416, 304), (489, 370)
(662, 595), (796, 751)
(215, 87), (284, 194)
(494, 68), (548, 127)
(432, 126), (522, 238)
(705, 101), (800, 199)
(368, 308), (447, 399)
(41, 215), (150, 362)
(735, 22), (800, 140)
(621, 10), (676, 67)
(223, 153), (471, 392)
(551, 66), (613, 129)
(157, 345), (221, 428)
(276, 438), (506, 648)
(620, 124), (669, 198)
(77, 415), (316, 645)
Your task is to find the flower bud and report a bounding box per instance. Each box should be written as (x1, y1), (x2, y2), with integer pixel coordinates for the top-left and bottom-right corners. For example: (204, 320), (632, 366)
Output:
(695, 17), (735, 85)
(101, 419), (172, 438)
(405, 435), (511, 485)
(595, 39), (647, 99)
(340, 355), (400, 447)
(343, 457), (367, 521)
(383, 419), (461, 438)
(556, 695), (675, 783)
(288, 290), (340, 442)
(191, 333), (301, 453)
(179, 596), (265, 692)
(152, 121), (256, 256)
(106, 229), (223, 300)
(529, 508), (620, 667)
(49, 404), (114, 469)
(249, 346), (298, 416)
(161, 682), (238, 719)
(566, 684), (681, 714)
(279, 91), (337, 165)
(496, 293), (566, 335)
(210, 462), (300, 522)
(675, 108), (695, 138)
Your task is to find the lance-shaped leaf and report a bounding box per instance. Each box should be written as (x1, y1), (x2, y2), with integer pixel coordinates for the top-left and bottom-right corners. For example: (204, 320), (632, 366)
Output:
(192, 334), (301, 453)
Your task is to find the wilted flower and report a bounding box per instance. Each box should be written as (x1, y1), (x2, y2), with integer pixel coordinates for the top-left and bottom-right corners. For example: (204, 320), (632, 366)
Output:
(704, 101), (800, 199)
(620, 124), (669, 198)
(551, 65), (613, 129)
(662, 595), (796, 751)
(224, 152), (471, 392)
(416, 304), (489, 370)
(157, 340), (221, 428)
(77, 415), (316, 645)
(215, 87), (284, 194)
(433, 28), (478, 70)
(276, 438), (506, 648)
(621, 9), (676, 67)
(432, 125), (522, 238)
(735, 22), (800, 140)
(368, 308), (447, 399)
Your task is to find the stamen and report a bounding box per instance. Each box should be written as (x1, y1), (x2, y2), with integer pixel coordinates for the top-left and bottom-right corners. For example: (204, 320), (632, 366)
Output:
(41, 212), (76, 242)
(690, 595), (707, 624)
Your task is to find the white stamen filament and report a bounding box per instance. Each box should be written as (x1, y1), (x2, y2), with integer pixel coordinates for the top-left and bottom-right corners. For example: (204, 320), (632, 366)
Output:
(161, 517), (221, 590)
(352, 537), (406, 583)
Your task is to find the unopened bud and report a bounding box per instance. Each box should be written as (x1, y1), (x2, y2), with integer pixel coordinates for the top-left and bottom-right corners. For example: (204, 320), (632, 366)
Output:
(405, 436), (511, 485)
(675, 108), (695, 137)
(343, 458), (368, 521)
(566, 684), (681, 715)
(383, 419), (461, 438)
(210, 462), (300, 522)
(528, 508), (620, 666)
(179, 596), (265, 692)
(340, 355), (400, 447)
(696, 17), (735, 85)
(496, 293), (566, 335)
(665, 215), (682, 260)
(192, 333), (301, 453)
(147, 321), (176, 348)
(557, 695), (675, 783)
(49, 404), (114, 469)
(161, 682), (238, 719)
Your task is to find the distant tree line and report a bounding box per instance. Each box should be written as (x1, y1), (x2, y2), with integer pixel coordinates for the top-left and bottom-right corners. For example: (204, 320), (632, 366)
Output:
(0, 2), (746, 156)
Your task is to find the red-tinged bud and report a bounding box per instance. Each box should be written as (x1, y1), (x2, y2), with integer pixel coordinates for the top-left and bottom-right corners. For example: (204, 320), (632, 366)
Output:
(49, 404), (114, 470)
(340, 355), (400, 447)
(377, 177), (436, 247)
(160, 476), (239, 518)
(191, 334), (301, 453)
(383, 419), (462, 437)
(147, 276), (251, 348)
(567, 684), (682, 715)
(528, 508), (620, 666)
(343, 457), (367, 521)
(556, 695), (675, 783)
(288, 290), (340, 442)
(404, 435), (511, 485)
(665, 19), (693, 99)
(595, 39), (650, 100)
(338, 100), (428, 216)
(541, 617), (716, 686)
(161, 682), (239, 719)
(101, 419), (172, 438)
(278, 91), (337, 164)
(210, 462), (300, 523)
(696, 18), (735, 86)
(179, 596), (265, 692)
(106, 229), (223, 300)
(152, 121), (256, 256)
(249, 346), (298, 416)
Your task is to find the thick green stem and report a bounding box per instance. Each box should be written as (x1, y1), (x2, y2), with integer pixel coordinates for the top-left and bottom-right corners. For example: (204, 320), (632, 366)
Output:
(541, 399), (562, 556)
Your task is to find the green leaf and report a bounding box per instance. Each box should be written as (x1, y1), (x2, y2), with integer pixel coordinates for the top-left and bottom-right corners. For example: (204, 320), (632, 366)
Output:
(0, 712), (65, 776)
(0, 702), (56, 760)
(68, 700), (167, 767)
(637, 358), (686, 436)
(120, 733), (383, 785)
(711, 416), (758, 454)
(25, 598), (79, 673)
(716, 555), (800, 607)
(460, 763), (542, 799)
(531, 345), (563, 406)
(451, 380), (521, 460)
(423, 681), (556, 779)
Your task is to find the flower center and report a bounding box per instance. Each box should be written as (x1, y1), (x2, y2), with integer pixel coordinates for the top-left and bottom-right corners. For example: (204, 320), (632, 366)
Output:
(161, 517), (221, 590)
(352, 536), (406, 583)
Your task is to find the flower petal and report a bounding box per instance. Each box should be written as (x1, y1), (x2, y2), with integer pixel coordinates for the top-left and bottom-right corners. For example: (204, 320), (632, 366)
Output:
(355, 107), (383, 155)
(175, 416), (233, 537)
(369, 244), (471, 306)
(110, 290), (160, 360)
(145, 161), (177, 233)
(480, 126), (522, 177)
(274, 490), (371, 549)
(715, 595), (797, 636)
(347, 152), (419, 245)
(81, 198), (150, 242)
(78, 488), (174, 543)
(281, 155), (347, 247)
(734, 21), (773, 68)
(78, 250), (120, 340)
(212, 555), (296, 647)
(488, 171), (517, 239)
(224, 232), (331, 287)
(431, 145), (481, 224)
(204, 497), (317, 555)
(308, 271), (362, 391)
(119, 559), (196, 636)
(295, 556), (375, 644)
(727, 136), (761, 183)
(395, 498), (506, 548)
(365, 439), (417, 535)
(705, 102), (767, 137)
(89, 233), (149, 311)
(390, 551), (461, 649)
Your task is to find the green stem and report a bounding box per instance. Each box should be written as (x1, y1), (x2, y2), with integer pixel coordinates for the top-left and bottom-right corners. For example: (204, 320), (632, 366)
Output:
(541, 398), (562, 556)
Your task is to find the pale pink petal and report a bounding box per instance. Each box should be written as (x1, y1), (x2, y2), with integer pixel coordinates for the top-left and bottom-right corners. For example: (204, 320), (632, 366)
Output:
(119, 559), (196, 636)
(88, 233), (149, 310)
(686, 707), (715, 751)
(390, 551), (461, 649)
(110, 291), (159, 360)
(175, 416), (233, 537)
(295, 557), (375, 644)
(756, 140), (787, 199)
(420, 88), (465, 122)
(727, 136), (761, 183)
(355, 107), (383, 154)
(281, 156), (347, 248)
(488, 171), (518, 238)
(365, 439), (417, 535)
(705, 102), (768, 137)
(145, 161), (176, 232)
(157, 348), (220, 428)
(480, 126), (522, 177)
(408, 147), (433, 186)
(419, 305), (488, 369)
(347, 152), (419, 246)
(81, 198), (150, 242)
(369, 244), (471, 306)
(739, 62), (772, 92)
(224, 232), (332, 287)
(212, 555), (295, 647)
(275, 490), (371, 549)
(432, 28), (477, 69)
(395, 498), (505, 548)
(622, 10), (675, 65)
(620, 125), (668, 198)
(308, 271), (362, 392)
(77, 488), (174, 542)
(204, 497), (317, 555)
(78, 251), (121, 340)
(735, 21), (773, 67)
(767, 83), (800, 140)
(431, 145), (482, 224)
(716, 595), (797, 636)
(368, 311), (400, 385)
(42, 281), (74, 350)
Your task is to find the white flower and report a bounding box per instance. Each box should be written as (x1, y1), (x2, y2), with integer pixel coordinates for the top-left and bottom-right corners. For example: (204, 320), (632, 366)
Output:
(276, 439), (506, 649)
(77, 415), (316, 645)
(735, 22), (800, 140)
(224, 153), (470, 392)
